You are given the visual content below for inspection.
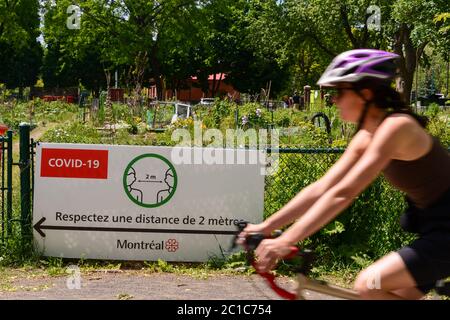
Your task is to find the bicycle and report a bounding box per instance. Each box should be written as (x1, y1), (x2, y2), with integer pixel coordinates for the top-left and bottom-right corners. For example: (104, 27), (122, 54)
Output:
(233, 221), (450, 300)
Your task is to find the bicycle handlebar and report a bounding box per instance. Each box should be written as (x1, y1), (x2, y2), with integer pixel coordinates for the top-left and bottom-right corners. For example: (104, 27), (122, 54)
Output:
(233, 221), (315, 300)
(234, 221), (450, 299)
(234, 221), (313, 270)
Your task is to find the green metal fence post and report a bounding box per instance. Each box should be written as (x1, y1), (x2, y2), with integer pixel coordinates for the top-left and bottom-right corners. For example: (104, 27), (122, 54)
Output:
(19, 123), (31, 241)
(6, 130), (13, 235)
(30, 139), (35, 210)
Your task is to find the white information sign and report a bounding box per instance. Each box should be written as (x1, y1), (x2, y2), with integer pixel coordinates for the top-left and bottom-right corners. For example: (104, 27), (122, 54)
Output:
(33, 143), (265, 262)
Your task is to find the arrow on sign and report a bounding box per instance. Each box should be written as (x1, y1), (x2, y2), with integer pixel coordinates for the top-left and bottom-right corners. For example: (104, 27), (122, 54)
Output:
(33, 217), (237, 238)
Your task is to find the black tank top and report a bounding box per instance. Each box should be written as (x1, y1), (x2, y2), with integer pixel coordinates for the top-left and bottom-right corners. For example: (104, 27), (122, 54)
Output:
(383, 136), (450, 209)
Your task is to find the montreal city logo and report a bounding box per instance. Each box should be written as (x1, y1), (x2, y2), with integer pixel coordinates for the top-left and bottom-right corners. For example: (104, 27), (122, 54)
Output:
(165, 239), (179, 252)
(117, 238), (179, 252)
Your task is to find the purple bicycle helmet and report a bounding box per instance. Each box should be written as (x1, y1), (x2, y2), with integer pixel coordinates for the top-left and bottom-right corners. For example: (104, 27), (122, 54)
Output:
(317, 49), (399, 87)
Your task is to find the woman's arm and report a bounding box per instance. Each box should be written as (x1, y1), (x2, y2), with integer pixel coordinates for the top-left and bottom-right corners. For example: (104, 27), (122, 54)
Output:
(254, 119), (413, 272)
(260, 131), (372, 232)
(277, 118), (409, 245)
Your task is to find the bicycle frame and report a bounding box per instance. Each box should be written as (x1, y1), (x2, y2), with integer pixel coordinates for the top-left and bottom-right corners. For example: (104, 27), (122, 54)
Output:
(233, 221), (361, 300)
(297, 274), (360, 300)
(233, 221), (450, 300)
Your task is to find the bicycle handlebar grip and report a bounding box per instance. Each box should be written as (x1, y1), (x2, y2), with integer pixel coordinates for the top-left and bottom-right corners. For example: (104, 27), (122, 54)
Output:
(246, 233), (265, 250)
(236, 221), (248, 232)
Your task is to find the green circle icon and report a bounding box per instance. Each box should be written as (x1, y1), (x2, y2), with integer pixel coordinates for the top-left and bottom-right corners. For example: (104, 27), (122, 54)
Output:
(123, 154), (178, 208)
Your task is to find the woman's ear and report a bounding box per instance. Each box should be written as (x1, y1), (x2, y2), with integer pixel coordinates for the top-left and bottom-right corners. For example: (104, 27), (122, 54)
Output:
(360, 88), (374, 101)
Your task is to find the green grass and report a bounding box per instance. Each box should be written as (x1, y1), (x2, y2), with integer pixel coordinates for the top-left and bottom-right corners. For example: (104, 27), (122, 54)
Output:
(0, 256), (263, 283)
(0, 100), (79, 132)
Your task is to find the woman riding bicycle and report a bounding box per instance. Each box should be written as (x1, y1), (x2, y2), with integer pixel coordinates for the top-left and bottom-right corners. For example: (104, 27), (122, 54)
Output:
(241, 49), (450, 300)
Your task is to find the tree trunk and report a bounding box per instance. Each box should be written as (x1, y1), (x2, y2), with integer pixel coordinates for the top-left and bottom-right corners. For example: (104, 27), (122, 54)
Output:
(150, 45), (163, 100)
(211, 73), (217, 98)
(197, 73), (209, 98)
(393, 24), (429, 106)
(446, 56), (449, 97)
(215, 73), (224, 98)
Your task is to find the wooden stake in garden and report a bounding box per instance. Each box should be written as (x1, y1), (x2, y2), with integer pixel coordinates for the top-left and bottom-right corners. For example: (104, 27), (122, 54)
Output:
(104, 70), (115, 144)
(130, 52), (148, 117)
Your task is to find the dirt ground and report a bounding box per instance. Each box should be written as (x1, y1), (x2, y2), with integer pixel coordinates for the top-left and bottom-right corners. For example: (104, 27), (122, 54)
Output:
(0, 270), (334, 300)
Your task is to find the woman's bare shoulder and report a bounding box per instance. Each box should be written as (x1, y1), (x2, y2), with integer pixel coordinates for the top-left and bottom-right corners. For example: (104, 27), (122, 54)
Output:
(377, 113), (432, 160)
(382, 113), (421, 127)
(376, 113), (426, 137)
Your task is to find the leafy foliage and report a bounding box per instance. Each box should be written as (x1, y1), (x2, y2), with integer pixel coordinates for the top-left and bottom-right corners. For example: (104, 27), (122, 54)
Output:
(0, 0), (42, 89)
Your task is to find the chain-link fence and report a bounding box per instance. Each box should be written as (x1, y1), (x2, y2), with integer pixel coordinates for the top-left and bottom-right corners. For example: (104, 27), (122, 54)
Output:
(0, 130), (13, 243)
(265, 148), (344, 217)
(0, 125), (34, 249)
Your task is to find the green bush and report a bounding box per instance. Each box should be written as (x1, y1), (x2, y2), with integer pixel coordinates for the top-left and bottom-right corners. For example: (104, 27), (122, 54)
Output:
(196, 100), (235, 129)
(40, 121), (102, 144)
(236, 103), (269, 129)
(425, 103), (441, 118)
(272, 109), (292, 127)
(0, 100), (78, 130)
(426, 107), (449, 147)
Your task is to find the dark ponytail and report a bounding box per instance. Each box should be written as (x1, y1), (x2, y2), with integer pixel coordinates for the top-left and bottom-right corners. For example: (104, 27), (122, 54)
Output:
(354, 80), (428, 128)
(371, 85), (428, 127)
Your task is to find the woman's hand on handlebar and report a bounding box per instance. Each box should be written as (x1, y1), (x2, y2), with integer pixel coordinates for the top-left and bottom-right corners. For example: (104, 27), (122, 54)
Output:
(254, 237), (296, 273)
(236, 222), (272, 246)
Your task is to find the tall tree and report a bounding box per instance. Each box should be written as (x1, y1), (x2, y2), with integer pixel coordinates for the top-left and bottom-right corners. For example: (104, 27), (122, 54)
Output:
(194, 0), (289, 96)
(389, 0), (449, 103)
(250, 0), (449, 103)
(42, 0), (208, 99)
(0, 0), (42, 93)
(42, 1), (110, 93)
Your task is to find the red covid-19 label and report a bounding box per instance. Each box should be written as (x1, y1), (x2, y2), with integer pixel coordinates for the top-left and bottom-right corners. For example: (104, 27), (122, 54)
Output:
(41, 148), (109, 179)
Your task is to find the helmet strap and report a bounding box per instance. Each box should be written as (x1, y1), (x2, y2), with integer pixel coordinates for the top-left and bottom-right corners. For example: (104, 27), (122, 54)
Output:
(356, 101), (371, 132)
(353, 89), (372, 132)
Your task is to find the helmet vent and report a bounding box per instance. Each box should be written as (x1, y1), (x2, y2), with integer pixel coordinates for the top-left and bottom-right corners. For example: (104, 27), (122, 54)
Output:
(342, 66), (358, 76)
(371, 61), (396, 73)
(352, 53), (369, 58)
